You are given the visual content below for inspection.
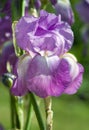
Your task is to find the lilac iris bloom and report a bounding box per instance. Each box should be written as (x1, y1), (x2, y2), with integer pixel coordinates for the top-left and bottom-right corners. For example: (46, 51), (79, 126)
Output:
(11, 10), (83, 98)
(0, 42), (17, 76)
(0, 0), (12, 45)
(50, 0), (74, 25)
(76, 0), (89, 23)
(11, 53), (84, 98)
(15, 10), (74, 56)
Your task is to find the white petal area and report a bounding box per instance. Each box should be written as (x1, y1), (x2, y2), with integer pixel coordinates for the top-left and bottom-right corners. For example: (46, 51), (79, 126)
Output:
(62, 53), (79, 80)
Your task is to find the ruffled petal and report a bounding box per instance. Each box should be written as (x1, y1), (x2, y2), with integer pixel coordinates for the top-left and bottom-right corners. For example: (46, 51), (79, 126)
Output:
(15, 10), (73, 56)
(15, 16), (38, 51)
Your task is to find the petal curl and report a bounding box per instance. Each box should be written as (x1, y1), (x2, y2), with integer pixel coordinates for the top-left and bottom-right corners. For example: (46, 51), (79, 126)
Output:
(64, 63), (84, 94)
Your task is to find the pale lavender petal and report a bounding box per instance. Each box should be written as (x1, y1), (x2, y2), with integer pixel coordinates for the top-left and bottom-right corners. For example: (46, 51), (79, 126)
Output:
(27, 75), (51, 97)
(27, 55), (50, 78)
(26, 55), (51, 97)
(46, 55), (59, 72)
(11, 54), (32, 96)
(26, 55), (64, 97)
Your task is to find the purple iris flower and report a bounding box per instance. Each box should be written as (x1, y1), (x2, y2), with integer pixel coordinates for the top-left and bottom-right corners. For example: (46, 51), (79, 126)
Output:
(0, 42), (18, 76)
(11, 10), (83, 98)
(0, 0), (12, 45)
(76, 0), (89, 23)
(11, 53), (84, 98)
(15, 10), (74, 56)
(50, 0), (74, 25)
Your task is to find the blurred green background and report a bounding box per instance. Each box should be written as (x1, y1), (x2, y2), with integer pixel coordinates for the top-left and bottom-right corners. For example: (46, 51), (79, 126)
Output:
(0, 0), (89, 130)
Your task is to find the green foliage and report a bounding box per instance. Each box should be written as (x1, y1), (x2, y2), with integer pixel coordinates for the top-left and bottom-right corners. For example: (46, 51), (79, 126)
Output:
(0, 82), (89, 130)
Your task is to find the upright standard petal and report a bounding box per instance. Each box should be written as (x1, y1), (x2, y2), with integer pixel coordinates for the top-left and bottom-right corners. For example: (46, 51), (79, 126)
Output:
(15, 10), (74, 56)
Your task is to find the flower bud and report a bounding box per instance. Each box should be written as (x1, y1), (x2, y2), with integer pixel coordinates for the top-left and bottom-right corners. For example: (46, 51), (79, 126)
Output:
(76, 0), (89, 23)
(51, 0), (74, 25)
(2, 73), (16, 87)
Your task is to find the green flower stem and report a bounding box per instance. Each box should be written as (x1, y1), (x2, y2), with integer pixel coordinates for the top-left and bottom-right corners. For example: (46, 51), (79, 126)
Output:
(30, 93), (45, 130)
(22, 0), (26, 16)
(11, 0), (18, 21)
(15, 97), (24, 130)
(10, 94), (16, 128)
(44, 97), (53, 130)
(10, 94), (20, 129)
(3, 75), (17, 129)
(12, 21), (23, 57)
(25, 99), (33, 130)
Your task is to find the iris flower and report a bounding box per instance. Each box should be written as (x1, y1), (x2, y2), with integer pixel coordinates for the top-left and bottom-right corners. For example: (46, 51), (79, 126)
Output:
(11, 10), (84, 98)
